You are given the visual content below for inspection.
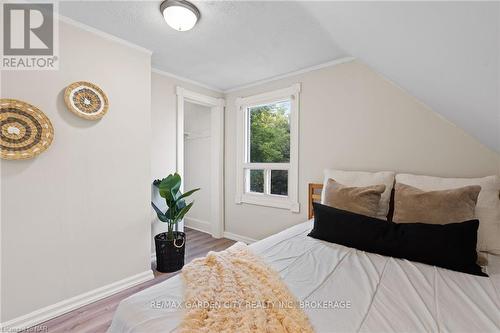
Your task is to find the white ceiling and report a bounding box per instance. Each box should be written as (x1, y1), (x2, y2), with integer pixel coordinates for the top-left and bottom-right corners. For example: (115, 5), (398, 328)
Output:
(59, 1), (499, 152)
(301, 1), (499, 153)
(59, 1), (347, 91)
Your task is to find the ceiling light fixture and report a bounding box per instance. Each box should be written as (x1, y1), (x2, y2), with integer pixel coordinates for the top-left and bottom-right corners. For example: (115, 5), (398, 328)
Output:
(160, 0), (200, 32)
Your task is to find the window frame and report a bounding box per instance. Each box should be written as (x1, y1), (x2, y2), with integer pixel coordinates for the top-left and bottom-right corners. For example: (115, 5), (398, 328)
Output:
(235, 84), (300, 212)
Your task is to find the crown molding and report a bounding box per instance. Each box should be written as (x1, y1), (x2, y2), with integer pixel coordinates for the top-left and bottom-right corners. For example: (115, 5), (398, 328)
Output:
(223, 56), (355, 93)
(57, 15), (153, 55)
(55, 14), (354, 94)
(154, 57), (355, 95)
(152, 68), (223, 93)
(55, 15), (355, 96)
(55, 15), (353, 95)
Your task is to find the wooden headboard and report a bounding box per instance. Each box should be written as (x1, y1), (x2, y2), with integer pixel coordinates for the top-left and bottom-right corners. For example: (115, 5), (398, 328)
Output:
(308, 183), (323, 219)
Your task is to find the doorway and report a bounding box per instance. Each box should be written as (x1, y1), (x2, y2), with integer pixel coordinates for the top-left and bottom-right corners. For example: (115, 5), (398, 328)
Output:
(176, 87), (225, 238)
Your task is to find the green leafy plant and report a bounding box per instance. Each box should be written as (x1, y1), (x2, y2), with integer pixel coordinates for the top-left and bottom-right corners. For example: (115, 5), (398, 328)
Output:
(152, 173), (199, 241)
(249, 103), (290, 194)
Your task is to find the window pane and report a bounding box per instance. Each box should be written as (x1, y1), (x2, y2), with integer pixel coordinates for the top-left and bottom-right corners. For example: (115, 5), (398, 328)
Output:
(249, 169), (264, 193)
(270, 170), (288, 196)
(249, 100), (290, 163)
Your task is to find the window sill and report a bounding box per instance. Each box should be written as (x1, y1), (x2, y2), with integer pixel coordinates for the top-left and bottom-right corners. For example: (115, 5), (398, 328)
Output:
(236, 193), (300, 212)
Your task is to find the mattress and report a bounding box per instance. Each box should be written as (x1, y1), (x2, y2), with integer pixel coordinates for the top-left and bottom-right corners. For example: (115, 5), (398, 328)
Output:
(108, 220), (500, 332)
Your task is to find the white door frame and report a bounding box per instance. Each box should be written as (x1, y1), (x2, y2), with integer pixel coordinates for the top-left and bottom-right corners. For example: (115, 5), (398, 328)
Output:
(176, 86), (225, 238)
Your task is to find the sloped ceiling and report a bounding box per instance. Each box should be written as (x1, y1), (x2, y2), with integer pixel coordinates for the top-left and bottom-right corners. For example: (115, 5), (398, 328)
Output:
(59, 1), (499, 152)
(300, 1), (499, 153)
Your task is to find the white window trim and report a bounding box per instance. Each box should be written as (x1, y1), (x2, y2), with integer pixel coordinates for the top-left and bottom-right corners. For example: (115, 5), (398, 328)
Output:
(235, 83), (300, 212)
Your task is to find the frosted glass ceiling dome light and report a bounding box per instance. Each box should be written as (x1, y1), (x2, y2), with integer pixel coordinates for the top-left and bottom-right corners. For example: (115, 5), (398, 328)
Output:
(160, 0), (200, 32)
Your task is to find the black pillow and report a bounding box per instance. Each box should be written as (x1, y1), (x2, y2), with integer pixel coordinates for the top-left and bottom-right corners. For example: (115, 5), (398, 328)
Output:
(308, 203), (486, 277)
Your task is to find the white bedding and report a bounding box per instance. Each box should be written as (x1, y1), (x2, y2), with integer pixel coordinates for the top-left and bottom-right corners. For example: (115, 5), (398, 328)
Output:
(109, 221), (500, 332)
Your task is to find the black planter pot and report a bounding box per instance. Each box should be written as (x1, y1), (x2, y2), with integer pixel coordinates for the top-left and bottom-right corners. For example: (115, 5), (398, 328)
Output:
(154, 231), (186, 273)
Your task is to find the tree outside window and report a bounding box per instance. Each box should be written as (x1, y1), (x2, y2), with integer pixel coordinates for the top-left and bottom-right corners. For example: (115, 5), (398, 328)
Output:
(247, 101), (290, 196)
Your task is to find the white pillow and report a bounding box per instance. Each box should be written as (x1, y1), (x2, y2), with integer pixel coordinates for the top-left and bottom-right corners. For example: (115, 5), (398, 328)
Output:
(396, 174), (500, 255)
(322, 169), (395, 220)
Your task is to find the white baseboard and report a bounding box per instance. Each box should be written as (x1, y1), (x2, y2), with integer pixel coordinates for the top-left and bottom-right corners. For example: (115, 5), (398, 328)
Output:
(184, 217), (211, 234)
(151, 231), (257, 260)
(223, 232), (257, 244)
(0, 270), (154, 331)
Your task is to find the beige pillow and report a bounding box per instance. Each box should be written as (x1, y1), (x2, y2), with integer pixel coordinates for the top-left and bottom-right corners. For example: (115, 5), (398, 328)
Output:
(396, 174), (500, 256)
(322, 169), (395, 220)
(393, 183), (481, 224)
(324, 179), (386, 218)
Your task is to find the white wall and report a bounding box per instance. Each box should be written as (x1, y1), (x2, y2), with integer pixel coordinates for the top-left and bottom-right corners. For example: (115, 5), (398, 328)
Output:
(2, 18), (498, 324)
(150, 72), (221, 248)
(151, 72), (222, 181)
(184, 102), (212, 232)
(0, 21), (151, 323)
(224, 60), (500, 241)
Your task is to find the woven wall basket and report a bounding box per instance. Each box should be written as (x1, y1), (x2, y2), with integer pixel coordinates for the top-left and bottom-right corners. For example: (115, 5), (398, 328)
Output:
(64, 81), (109, 120)
(0, 99), (54, 160)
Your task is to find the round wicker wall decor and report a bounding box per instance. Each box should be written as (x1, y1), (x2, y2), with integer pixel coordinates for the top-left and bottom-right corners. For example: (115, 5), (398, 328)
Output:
(0, 99), (54, 160)
(64, 81), (109, 120)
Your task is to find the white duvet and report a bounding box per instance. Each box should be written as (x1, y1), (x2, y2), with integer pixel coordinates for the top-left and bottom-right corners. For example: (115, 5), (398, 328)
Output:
(109, 221), (500, 333)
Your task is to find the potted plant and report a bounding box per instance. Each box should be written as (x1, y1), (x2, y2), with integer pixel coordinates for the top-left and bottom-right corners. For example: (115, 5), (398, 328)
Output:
(152, 173), (199, 272)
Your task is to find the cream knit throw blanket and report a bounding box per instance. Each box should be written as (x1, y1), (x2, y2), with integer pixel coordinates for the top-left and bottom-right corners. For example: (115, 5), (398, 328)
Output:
(180, 242), (314, 333)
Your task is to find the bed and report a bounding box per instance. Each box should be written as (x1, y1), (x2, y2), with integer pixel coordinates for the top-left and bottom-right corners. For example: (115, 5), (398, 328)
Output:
(109, 183), (500, 333)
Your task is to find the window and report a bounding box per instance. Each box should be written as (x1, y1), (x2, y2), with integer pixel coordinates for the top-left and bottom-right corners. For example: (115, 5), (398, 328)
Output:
(235, 84), (300, 212)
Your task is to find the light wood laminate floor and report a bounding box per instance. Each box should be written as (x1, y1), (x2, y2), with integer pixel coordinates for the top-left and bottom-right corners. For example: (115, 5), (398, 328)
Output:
(31, 228), (235, 333)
